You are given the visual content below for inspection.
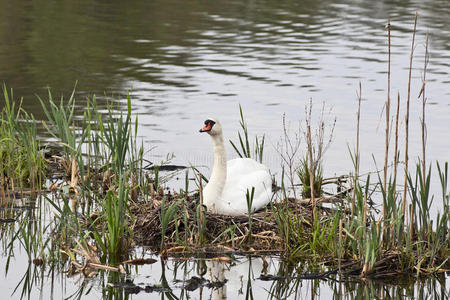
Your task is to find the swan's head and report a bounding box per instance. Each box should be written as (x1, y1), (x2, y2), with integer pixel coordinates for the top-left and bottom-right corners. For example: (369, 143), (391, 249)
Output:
(199, 118), (222, 136)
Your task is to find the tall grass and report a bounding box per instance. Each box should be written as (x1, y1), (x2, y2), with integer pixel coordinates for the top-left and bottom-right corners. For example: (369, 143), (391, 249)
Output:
(0, 85), (46, 200)
(101, 178), (131, 263)
(246, 187), (255, 243)
(36, 88), (150, 264)
(160, 195), (179, 250)
(298, 156), (323, 199)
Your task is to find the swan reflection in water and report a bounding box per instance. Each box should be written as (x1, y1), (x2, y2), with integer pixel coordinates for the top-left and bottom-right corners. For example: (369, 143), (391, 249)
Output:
(205, 257), (263, 300)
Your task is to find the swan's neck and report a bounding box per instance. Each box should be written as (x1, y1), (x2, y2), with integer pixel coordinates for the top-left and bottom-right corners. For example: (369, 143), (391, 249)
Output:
(208, 133), (227, 197)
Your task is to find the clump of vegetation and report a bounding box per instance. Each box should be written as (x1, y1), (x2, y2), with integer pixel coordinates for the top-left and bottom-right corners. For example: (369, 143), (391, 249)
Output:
(0, 86), (46, 198)
(298, 155), (323, 199)
(40, 91), (142, 265)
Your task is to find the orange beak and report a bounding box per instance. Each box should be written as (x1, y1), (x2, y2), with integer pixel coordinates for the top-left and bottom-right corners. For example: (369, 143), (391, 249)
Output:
(199, 123), (212, 132)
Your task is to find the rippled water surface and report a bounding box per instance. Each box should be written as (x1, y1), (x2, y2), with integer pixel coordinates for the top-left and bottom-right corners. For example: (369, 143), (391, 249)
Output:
(1, 0), (449, 171)
(0, 0), (449, 298)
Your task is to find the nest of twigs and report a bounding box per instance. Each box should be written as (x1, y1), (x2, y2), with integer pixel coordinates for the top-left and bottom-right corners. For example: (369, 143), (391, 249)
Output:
(130, 193), (335, 253)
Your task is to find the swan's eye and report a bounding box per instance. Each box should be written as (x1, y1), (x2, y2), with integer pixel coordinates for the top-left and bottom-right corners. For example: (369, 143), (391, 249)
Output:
(204, 120), (216, 127)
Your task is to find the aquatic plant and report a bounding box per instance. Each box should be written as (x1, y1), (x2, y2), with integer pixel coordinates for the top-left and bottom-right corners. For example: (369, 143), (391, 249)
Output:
(98, 178), (132, 263)
(0, 85), (46, 196)
(246, 187), (255, 243)
(298, 155), (323, 199)
(35, 89), (149, 265)
(160, 195), (180, 250)
(230, 104), (265, 163)
(38, 86), (87, 196)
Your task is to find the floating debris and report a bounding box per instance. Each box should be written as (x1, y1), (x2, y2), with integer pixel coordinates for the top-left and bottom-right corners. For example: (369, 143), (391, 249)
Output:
(0, 218), (15, 223)
(108, 280), (170, 294)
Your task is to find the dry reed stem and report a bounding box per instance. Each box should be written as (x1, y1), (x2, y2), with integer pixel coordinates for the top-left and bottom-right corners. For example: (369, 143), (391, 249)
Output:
(70, 156), (78, 188)
(149, 181), (155, 201)
(276, 114), (301, 205)
(381, 22), (392, 248)
(410, 32), (429, 241)
(352, 82), (362, 216)
(403, 12), (418, 223)
(393, 92), (400, 178)
(384, 22), (391, 195)
(421, 33), (429, 182)
(0, 176), (5, 206)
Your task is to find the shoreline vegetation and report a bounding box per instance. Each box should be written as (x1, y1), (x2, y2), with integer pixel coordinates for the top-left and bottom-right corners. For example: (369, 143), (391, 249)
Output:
(0, 13), (448, 291)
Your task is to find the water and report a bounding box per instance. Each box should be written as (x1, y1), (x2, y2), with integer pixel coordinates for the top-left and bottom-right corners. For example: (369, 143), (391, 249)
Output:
(0, 0), (448, 171)
(0, 0), (449, 298)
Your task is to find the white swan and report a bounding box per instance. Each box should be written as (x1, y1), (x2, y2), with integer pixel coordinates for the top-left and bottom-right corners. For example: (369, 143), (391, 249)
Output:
(199, 118), (272, 216)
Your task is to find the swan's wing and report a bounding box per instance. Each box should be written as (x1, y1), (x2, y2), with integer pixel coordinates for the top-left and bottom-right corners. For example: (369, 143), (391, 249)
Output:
(217, 158), (272, 215)
(227, 158), (268, 176)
